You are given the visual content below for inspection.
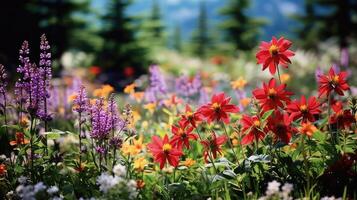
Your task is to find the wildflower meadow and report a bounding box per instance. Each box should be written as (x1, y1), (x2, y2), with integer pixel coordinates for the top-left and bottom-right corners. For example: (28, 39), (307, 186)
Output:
(0, 34), (356, 200)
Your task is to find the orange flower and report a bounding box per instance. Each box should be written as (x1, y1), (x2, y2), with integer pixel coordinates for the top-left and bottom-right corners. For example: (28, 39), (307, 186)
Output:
(280, 73), (291, 84)
(93, 84), (114, 98)
(136, 180), (145, 189)
(10, 132), (30, 146)
(183, 158), (196, 167)
(298, 122), (318, 137)
(0, 164), (6, 176)
(240, 98), (251, 107)
(124, 83), (136, 94)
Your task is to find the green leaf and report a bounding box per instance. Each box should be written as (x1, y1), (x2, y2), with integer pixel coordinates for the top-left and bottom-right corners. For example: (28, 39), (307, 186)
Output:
(312, 131), (326, 142)
(261, 109), (274, 122)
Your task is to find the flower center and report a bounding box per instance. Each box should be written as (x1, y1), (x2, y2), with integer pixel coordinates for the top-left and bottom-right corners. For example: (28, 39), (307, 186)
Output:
(299, 104), (308, 112)
(162, 143), (172, 152)
(330, 75), (339, 84)
(253, 120), (261, 127)
(269, 45), (279, 55)
(268, 88), (277, 98)
(211, 102), (221, 111)
(186, 111), (193, 119)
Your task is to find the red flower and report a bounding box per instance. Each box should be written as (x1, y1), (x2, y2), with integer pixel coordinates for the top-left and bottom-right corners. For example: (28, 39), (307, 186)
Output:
(198, 93), (239, 124)
(0, 164), (6, 176)
(252, 78), (293, 112)
(240, 115), (267, 145)
(147, 135), (183, 169)
(123, 66), (135, 77)
(329, 101), (355, 129)
(200, 132), (227, 163)
(287, 96), (321, 122)
(180, 104), (202, 128)
(89, 66), (101, 76)
(318, 67), (349, 97)
(9, 132), (30, 146)
(267, 111), (296, 144)
(256, 36), (295, 75)
(171, 120), (198, 150)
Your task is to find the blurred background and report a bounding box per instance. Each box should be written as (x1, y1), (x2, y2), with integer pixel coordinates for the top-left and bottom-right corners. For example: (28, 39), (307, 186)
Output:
(0, 0), (356, 90)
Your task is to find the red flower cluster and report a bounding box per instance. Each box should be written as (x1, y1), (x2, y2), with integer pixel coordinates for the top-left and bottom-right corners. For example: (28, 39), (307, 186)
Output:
(171, 120), (198, 150)
(329, 101), (355, 129)
(256, 36), (295, 75)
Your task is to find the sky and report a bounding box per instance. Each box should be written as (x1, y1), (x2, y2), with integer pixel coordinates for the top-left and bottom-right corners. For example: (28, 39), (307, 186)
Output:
(91, 0), (304, 40)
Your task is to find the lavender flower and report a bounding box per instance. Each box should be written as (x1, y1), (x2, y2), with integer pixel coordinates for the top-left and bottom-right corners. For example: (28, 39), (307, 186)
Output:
(107, 94), (122, 133)
(73, 85), (88, 114)
(89, 98), (112, 139)
(175, 74), (201, 97)
(37, 34), (52, 122)
(340, 47), (349, 67)
(0, 64), (7, 107)
(145, 65), (167, 102)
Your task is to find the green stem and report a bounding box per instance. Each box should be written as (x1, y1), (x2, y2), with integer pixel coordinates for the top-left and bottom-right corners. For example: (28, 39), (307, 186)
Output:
(301, 135), (310, 192)
(221, 122), (239, 163)
(277, 65), (282, 84)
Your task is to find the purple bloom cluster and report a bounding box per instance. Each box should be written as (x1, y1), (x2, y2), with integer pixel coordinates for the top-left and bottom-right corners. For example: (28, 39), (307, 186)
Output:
(107, 94), (124, 133)
(145, 65), (167, 102)
(73, 85), (88, 114)
(0, 64), (7, 110)
(88, 98), (113, 139)
(15, 36), (52, 120)
(37, 34), (52, 121)
(175, 74), (202, 97)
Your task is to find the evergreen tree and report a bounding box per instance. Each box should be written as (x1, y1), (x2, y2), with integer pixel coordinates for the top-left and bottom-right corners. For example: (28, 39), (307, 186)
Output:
(173, 25), (182, 52)
(219, 0), (266, 51)
(137, 0), (165, 48)
(296, 0), (357, 49)
(98, 0), (147, 78)
(191, 1), (210, 58)
(31, 0), (92, 62)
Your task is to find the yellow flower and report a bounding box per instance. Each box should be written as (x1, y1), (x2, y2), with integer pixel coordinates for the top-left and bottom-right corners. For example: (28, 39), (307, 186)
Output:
(134, 157), (148, 171)
(144, 102), (156, 113)
(231, 77), (247, 90)
(133, 136), (144, 153)
(280, 73), (291, 84)
(128, 110), (141, 129)
(124, 83), (136, 94)
(183, 158), (196, 167)
(232, 139), (239, 146)
(121, 136), (144, 156)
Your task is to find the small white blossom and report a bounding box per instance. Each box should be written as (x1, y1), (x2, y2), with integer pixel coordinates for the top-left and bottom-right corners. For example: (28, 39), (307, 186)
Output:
(97, 173), (120, 193)
(113, 164), (126, 177)
(47, 186), (59, 195)
(34, 182), (47, 193)
(266, 180), (281, 196)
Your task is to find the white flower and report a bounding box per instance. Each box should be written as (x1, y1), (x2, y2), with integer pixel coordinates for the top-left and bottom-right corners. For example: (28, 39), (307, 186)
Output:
(266, 180), (281, 196)
(34, 182), (47, 193)
(97, 173), (120, 193)
(47, 186), (59, 195)
(113, 164), (126, 177)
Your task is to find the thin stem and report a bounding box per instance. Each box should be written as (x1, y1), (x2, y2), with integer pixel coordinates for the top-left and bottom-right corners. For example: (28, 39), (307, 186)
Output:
(301, 135), (310, 192)
(221, 122), (239, 163)
(277, 65), (282, 84)
(2, 93), (8, 135)
(327, 95), (335, 144)
(195, 129), (218, 174)
(30, 115), (35, 182)
(78, 112), (82, 166)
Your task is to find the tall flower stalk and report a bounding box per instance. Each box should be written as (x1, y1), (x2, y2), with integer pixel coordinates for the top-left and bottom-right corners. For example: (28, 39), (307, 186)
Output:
(0, 64), (8, 135)
(38, 34), (52, 152)
(73, 85), (88, 166)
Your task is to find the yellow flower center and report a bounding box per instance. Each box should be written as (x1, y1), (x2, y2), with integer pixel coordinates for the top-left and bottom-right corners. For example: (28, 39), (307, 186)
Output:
(300, 104), (307, 112)
(269, 45), (279, 55)
(162, 143), (172, 152)
(268, 88), (277, 97)
(186, 111), (193, 118)
(253, 120), (261, 127)
(331, 75), (339, 84)
(211, 102), (221, 110)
